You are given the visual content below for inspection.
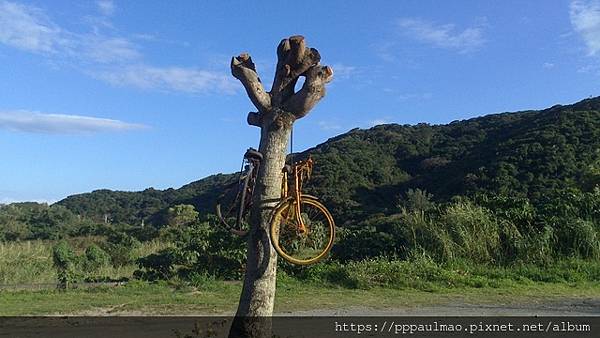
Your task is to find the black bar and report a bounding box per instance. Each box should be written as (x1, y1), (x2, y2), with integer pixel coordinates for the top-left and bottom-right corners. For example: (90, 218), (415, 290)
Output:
(0, 316), (597, 338)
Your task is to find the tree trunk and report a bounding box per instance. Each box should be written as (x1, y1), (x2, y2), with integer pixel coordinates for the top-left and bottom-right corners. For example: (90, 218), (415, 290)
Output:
(229, 113), (292, 338)
(227, 36), (333, 338)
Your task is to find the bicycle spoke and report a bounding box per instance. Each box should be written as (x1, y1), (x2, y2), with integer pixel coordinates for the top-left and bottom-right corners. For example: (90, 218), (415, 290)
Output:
(215, 161), (257, 237)
(271, 198), (335, 264)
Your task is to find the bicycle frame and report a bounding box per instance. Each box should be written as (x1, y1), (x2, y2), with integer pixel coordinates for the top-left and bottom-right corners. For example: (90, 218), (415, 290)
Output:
(215, 148), (262, 237)
(280, 156), (314, 233)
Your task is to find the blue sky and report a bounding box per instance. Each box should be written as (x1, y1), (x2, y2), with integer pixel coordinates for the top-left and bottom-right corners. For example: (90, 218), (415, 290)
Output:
(1, 0), (599, 203)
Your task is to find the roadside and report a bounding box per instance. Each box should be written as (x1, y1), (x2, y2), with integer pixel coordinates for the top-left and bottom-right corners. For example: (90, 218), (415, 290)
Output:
(285, 298), (600, 316)
(1, 280), (599, 316)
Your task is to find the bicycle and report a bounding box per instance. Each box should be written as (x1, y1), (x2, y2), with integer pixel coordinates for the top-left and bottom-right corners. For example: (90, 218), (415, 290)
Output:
(269, 156), (336, 265)
(215, 148), (263, 237)
(216, 150), (335, 265)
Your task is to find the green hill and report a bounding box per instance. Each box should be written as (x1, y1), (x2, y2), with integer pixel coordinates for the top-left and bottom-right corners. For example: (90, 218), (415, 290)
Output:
(302, 97), (600, 224)
(55, 96), (600, 227)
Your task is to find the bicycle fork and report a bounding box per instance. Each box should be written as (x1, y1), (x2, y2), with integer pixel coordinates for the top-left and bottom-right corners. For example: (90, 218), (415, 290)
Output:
(281, 168), (308, 234)
(293, 167), (308, 234)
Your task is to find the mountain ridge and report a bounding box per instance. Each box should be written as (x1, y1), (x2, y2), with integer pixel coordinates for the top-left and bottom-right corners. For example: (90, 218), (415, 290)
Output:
(56, 96), (600, 226)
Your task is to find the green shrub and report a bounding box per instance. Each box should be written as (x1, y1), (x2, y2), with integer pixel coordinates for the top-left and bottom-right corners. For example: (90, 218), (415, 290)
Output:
(332, 226), (399, 261)
(135, 221), (245, 281)
(135, 247), (181, 281)
(439, 201), (500, 263)
(333, 256), (448, 290)
(282, 260), (356, 288)
(187, 271), (219, 290)
(520, 225), (554, 264)
(83, 244), (110, 273)
(399, 209), (455, 262)
(554, 218), (600, 259)
(52, 240), (80, 289)
(398, 188), (435, 213)
(102, 231), (141, 267)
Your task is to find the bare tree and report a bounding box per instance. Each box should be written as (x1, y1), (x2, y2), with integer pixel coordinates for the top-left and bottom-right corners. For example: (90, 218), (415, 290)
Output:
(228, 35), (333, 338)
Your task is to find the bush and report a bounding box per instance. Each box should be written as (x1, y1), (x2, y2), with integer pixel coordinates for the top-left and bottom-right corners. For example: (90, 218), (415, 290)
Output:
(281, 260), (356, 288)
(177, 222), (246, 280)
(343, 256), (445, 290)
(83, 244), (110, 273)
(102, 231), (141, 267)
(332, 225), (399, 262)
(398, 209), (455, 262)
(52, 241), (80, 289)
(497, 220), (526, 262)
(135, 247), (182, 281)
(294, 256), (466, 291)
(439, 201), (500, 263)
(554, 218), (600, 259)
(135, 221), (245, 281)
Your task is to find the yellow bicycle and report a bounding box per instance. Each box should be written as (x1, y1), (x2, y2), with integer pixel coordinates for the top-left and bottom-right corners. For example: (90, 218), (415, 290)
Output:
(269, 156), (336, 265)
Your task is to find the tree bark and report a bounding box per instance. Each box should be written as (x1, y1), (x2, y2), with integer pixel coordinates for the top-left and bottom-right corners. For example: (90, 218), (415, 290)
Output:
(229, 112), (291, 338)
(228, 36), (332, 338)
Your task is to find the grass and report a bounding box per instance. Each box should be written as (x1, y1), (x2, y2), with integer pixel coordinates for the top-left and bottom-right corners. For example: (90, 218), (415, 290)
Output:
(281, 255), (600, 292)
(0, 240), (169, 286)
(0, 240), (55, 285)
(1, 278), (599, 316)
(1, 240), (600, 316)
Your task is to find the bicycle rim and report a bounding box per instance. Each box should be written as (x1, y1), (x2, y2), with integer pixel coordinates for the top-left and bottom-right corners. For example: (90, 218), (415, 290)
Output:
(270, 197), (335, 265)
(236, 166), (254, 230)
(215, 177), (251, 237)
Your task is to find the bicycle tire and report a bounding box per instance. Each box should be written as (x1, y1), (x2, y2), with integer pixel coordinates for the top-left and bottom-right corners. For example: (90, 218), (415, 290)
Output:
(235, 164), (253, 233)
(215, 175), (251, 237)
(269, 196), (335, 265)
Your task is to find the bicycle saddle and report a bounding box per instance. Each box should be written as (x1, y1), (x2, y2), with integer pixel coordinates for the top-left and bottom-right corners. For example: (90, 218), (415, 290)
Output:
(244, 148), (263, 161)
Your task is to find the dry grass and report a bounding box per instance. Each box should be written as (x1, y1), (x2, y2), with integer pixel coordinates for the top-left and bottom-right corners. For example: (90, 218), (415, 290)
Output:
(0, 239), (170, 286)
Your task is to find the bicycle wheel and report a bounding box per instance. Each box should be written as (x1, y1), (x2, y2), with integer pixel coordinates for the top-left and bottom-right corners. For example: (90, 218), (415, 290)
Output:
(215, 170), (252, 237)
(236, 164), (254, 229)
(269, 196), (335, 265)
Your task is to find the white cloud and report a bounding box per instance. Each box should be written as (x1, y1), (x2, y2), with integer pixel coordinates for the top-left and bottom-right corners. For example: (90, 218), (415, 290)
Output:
(577, 63), (600, 74)
(95, 65), (238, 94)
(330, 63), (356, 80)
(397, 18), (485, 53)
(0, 0), (134, 62)
(373, 41), (396, 62)
(0, 197), (57, 204)
(0, 0), (234, 95)
(97, 0), (115, 16)
(381, 89), (433, 101)
(570, 0), (600, 55)
(84, 36), (140, 63)
(317, 121), (342, 131)
(394, 92), (433, 101)
(543, 62), (555, 69)
(0, 0), (65, 53)
(0, 110), (147, 134)
(370, 118), (390, 126)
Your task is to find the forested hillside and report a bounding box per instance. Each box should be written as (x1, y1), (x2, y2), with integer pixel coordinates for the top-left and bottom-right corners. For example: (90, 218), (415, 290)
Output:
(302, 97), (600, 224)
(3, 96), (600, 279)
(53, 96), (600, 226)
(57, 174), (235, 226)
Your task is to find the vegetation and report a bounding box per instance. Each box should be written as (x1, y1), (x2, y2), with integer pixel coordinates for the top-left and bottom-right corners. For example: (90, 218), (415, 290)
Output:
(135, 218), (245, 281)
(39, 97), (598, 228)
(0, 240), (167, 286)
(1, 263), (600, 315)
(52, 241), (79, 289)
(1, 96), (600, 301)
